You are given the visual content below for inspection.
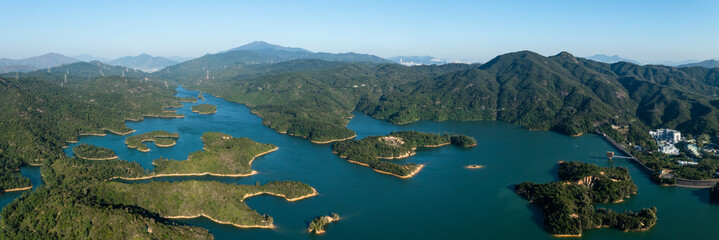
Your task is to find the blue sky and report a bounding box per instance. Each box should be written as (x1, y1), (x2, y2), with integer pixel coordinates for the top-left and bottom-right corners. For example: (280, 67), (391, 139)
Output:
(1, 0), (717, 63)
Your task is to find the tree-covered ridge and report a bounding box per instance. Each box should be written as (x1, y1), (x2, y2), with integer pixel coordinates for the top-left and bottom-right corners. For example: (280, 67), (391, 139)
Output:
(0, 186), (212, 239)
(0, 157), (209, 239)
(9, 61), (149, 81)
(90, 180), (317, 228)
(72, 143), (117, 160)
(0, 148), (316, 237)
(125, 130), (179, 152)
(332, 131), (475, 178)
(44, 157), (148, 185)
(168, 52), (719, 156)
(151, 132), (276, 176)
(184, 61), (474, 143)
(515, 161), (656, 236)
(191, 104), (217, 114)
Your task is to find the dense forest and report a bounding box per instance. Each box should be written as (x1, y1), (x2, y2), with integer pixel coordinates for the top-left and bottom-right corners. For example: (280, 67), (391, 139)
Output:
(515, 161), (657, 236)
(0, 67), (188, 187)
(91, 180), (316, 227)
(152, 132), (277, 176)
(332, 131), (475, 177)
(1, 47), (718, 237)
(167, 51), (719, 179)
(1, 146), (316, 238)
(0, 156), (209, 239)
(72, 143), (117, 160)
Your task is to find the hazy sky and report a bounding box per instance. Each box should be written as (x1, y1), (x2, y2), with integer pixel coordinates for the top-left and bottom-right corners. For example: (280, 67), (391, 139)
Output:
(1, 0), (717, 63)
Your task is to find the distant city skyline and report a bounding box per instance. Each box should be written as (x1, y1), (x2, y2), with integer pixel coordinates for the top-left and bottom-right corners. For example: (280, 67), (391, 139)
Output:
(1, 0), (717, 63)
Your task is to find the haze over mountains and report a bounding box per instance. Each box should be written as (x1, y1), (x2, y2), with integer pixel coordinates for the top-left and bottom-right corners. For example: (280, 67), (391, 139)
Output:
(0, 53), (80, 73)
(586, 54), (640, 64)
(678, 59), (719, 69)
(387, 56), (450, 66)
(108, 54), (178, 73)
(2, 42), (718, 75)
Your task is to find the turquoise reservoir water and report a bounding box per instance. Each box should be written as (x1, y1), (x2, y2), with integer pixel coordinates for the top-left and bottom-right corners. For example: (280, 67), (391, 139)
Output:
(6, 86), (718, 239)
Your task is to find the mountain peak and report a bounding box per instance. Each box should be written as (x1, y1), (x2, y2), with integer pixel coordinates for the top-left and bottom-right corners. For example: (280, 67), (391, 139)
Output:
(553, 51), (579, 64)
(223, 41), (311, 53)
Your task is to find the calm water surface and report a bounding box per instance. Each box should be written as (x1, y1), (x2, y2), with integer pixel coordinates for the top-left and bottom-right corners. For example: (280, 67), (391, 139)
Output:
(2, 86), (717, 239)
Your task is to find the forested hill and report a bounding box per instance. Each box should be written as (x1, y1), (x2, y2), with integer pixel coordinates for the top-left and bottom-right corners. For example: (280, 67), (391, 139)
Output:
(170, 51), (719, 147)
(362, 51), (719, 139)
(10, 61), (150, 81)
(187, 61), (478, 142)
(0, 72), (185, 177)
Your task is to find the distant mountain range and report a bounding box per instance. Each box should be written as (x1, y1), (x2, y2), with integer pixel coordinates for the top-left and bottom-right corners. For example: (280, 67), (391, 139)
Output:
(166, 56), (195, 63)
(0, 53), (80, 73)
(678, 59), (719, 68)
(108, 54), (178, 73)
(73, 54), (109, 63)
(586, 54), (639, 64)
(13, 60), (149, 81)
(152, 41), (390, 81)
(221, 41), (312, 53)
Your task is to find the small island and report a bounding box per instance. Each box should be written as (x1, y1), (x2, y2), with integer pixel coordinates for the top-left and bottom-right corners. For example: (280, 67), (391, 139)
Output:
(72, 143), (118, 160)
(197, 92), (206, 101)
(191, 104), (217, 115)
(451, 135), (477, 147)
(515, 161), (658, 237)
(146, 132), (276, 177)
(332, 131), (476, 178)
(91, 180), (318, 228)
(125, 130), (179, 152)
(465, 164), (483, 169)
(308, 213), (340, 234)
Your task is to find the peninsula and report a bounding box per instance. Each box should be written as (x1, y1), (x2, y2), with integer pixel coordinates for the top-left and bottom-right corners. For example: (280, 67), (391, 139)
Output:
(332, 131), (476, 178)
(149, 132), (276, 177)
(90, 180), (318, 228)
(124, 130), (179, 152)
(515, 161), (658, 236)
(191, 104), (217, 114)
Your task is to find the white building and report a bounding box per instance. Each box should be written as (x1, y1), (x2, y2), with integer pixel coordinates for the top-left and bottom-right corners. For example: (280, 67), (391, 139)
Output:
(649, 129), (682, 144)
(658, 143), (680, 155)
(650, 129), (682, 155)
